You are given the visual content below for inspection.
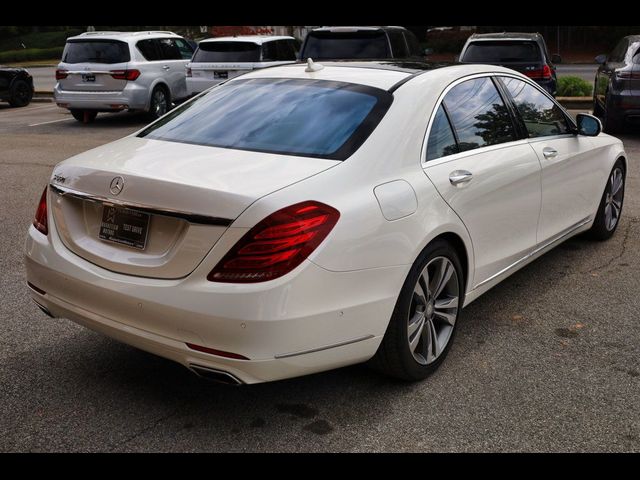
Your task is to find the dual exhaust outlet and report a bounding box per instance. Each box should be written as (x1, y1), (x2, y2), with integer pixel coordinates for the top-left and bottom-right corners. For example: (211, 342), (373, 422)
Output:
(188, 364), (243, 386)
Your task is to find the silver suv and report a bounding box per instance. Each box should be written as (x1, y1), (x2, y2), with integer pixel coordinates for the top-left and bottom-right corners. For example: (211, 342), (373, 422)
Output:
(54, 31), (194, 123)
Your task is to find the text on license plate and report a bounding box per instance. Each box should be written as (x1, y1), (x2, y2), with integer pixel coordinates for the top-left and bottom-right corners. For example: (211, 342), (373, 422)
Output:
(99, 205), (150, 250)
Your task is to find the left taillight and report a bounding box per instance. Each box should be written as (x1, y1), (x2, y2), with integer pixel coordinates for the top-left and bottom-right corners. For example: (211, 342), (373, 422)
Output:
(524, 64), (552, 80)
(208, 201), (340, 283)
(110, 69), (141, 81)
(55, 69), (68, 80)
(33, 187), (48, 236)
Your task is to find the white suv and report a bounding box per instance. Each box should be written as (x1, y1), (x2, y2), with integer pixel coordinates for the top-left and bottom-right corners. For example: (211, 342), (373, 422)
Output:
(54, 31), (194, 123)
(186, 35), (298, 95)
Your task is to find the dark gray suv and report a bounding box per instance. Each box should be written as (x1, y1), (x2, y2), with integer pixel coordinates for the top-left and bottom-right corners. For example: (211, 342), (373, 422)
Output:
(459, 32), (560, 97)
(299, 26), (423, 60)
(593, 35), (640, 133)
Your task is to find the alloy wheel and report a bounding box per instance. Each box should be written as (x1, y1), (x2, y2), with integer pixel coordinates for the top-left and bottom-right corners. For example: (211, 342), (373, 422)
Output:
(604, 167), (624, 231)
(407, 256), (460, 365)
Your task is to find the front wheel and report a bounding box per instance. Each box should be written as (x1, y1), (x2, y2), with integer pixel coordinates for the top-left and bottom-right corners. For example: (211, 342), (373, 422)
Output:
(588, 160), (625, 241)
(370, 239), (464, 381)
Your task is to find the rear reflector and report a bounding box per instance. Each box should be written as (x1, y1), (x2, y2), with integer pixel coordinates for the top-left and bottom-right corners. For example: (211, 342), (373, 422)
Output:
(33, 186), (48, 235)
(110, 69), (141, 81)
(186, 343), (249, 360)
(27, 281), (46, 295)
(55, 69), (68, 80)
(208, 201), (340, 283)
(524, 64), (552, 80)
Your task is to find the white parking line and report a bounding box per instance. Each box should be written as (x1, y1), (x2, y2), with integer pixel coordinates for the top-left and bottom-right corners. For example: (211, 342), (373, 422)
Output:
(28, 117), (73, 127)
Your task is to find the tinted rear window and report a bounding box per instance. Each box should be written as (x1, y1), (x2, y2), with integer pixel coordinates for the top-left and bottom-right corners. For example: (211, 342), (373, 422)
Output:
(193, 42), (261, 62)
(302, 31), (390, 59)
(63, 40), (130, 64)
(138, 78), (392, 160)
(462, 41), (541, 63)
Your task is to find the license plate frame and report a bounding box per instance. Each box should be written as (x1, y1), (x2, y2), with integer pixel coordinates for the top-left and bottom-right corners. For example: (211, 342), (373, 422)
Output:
(82, 73), (96, 82)
(213, 71), (228, 79)
(99, 205), (150, 250)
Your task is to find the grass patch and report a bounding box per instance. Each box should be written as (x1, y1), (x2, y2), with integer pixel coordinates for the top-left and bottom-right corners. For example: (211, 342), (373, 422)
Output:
(557, 76), (593, 97)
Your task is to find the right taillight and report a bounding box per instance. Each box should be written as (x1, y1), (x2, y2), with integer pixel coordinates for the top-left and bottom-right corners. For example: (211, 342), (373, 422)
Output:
(186, 67), (192, 77)
(33, 187), (48, 236)
(55, 69), (68, 80)
(524, 64), (552, 80)
(208, 201), (340, 283)
(110, 69), (141, 81)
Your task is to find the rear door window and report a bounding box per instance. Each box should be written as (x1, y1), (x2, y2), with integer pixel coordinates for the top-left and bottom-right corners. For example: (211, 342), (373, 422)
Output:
(157, 38), (182, 60)
(302, 31), (391, 60)
(501, 77), (571, 137)
(261, 41), (278, 61)
(426, 105), (458, 161)
(138, 78), (393, 160)
(174, 38), (194, 60)
(193, 42), (261, 62)
(462, 41), (541, 63)
(443, 77), (517, 152)
(63, 40), (130, 64)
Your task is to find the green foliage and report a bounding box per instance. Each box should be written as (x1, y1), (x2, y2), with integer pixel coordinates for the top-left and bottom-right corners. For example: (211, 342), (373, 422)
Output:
(557, 76), (593, 97)
(0, 47), (64, 63)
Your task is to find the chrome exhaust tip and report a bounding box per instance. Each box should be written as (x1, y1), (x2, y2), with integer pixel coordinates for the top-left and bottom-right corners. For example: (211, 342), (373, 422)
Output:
(189, 364), (243, 386)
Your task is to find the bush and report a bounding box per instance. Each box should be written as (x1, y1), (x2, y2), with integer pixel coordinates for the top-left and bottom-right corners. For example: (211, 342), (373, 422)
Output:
(0, 47), (63, 63)
(557, 76), (593, 97)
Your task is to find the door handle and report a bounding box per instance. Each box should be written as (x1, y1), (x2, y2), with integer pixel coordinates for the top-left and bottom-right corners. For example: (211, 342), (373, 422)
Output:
(449, 170), (473, 185)
(162, 65), (171, 70)
(542, 147), (558, 159)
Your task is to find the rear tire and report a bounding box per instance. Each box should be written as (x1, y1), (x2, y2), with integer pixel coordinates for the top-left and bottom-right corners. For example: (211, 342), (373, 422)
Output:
(8, 79), (32, 107)
(588, 159), (626, 241)
(70, 109), (98, 124)
(147, 85), (170, 121)
(602, 95), (625, 134)
(369, 239), (465, 381)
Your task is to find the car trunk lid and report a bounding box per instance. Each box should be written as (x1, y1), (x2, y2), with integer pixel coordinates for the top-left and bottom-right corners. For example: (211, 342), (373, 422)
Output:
(49, 136), (339, 279)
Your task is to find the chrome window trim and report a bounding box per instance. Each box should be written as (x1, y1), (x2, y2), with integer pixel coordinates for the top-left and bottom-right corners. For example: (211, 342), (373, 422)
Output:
(49, 183), (233, 227)
(420, 71), (577, 166)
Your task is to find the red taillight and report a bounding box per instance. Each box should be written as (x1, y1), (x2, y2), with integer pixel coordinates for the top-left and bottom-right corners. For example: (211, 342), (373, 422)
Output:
(524, 64), (552, 80)
(33, 187), (48, 235)
(110, 69), (141, 81)
(186, 67), (192, 77)
(208, 201), (340, 283)
(616, 70), (640, 80)
(55, 69), (68, 80)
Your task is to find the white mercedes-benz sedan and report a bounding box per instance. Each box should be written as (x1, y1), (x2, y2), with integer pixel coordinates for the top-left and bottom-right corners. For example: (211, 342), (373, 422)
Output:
(25, 60), (627, 384)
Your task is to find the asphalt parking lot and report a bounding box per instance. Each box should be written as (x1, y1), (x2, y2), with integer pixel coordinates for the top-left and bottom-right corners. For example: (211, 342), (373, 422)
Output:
(1, 103), (639, 452)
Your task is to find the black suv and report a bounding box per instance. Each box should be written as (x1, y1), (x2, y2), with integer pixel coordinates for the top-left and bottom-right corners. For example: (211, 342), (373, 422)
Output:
(0, 66), (34, 107)
(458, 32), (560, 97)
(299, 26), (423, 60)
(593, 35), (640, 133)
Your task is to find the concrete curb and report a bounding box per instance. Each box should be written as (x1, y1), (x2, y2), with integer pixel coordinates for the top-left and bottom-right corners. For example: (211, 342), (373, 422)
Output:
(557, 96), (592, 110)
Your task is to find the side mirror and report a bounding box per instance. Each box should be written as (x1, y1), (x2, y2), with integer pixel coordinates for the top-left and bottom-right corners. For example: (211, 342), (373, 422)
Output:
(551, 54), (562, 64)
(576, 113), (602, 137)
(595, 54), (607, 65)
(424, 48), (434, 56)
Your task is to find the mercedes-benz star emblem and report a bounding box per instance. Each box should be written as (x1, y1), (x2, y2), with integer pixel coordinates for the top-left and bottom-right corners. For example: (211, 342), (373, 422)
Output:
(109, 176), (124, 196)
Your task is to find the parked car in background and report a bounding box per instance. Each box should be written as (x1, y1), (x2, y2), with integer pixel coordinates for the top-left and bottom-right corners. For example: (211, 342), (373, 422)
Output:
(186, 36), (298, 96)
(299, 26), (423, 60)
(0, 66), (34, 107)
(26, 61), (625, 384)
(458, 32), (560, 97)
(54, 31), (194, 123)
(593, 35), (640, 134)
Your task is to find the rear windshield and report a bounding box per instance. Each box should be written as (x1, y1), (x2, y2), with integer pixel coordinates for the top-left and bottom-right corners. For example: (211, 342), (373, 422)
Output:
(193, 42), (261, 62)
(138, 78), (393, 160)
(63, 40), (130, 64)
(302, 31), (390, 60)
(462, 41), (541, 63)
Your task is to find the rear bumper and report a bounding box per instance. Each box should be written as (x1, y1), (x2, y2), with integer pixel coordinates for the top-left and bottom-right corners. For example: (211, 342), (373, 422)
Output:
(185, 77), (225, 96)
(24, 222), (407, 383)
(608, 92), (640, 121)
(53, 82), (149, 111)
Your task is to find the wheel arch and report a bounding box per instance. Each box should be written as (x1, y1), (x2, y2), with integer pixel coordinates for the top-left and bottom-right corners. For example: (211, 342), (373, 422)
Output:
(427, 232), (470, 298)
(147, 81), (171, 110)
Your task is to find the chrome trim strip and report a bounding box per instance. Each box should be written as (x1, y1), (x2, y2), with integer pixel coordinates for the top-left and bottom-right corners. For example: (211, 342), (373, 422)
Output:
(49, 183), (233, 227)
(274, 334), (375, 359)
(472, 217), (592, 290)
